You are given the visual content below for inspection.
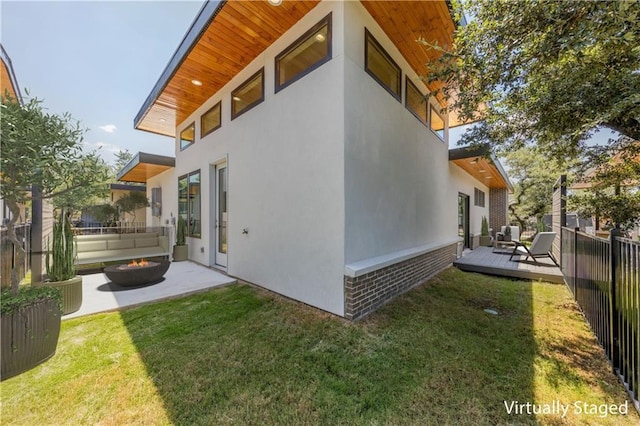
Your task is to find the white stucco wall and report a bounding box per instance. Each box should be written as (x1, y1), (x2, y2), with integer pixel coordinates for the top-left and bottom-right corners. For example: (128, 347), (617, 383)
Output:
(173, 1), (346, 316)
(146, 168), (177, 231)
(343, 1), (456, 264)
(449, 163), (490, 238)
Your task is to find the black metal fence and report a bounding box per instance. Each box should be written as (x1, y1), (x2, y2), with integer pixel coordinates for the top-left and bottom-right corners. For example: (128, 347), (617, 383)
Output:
(1, 224), (31, 289)
(561, 227), (639, 411)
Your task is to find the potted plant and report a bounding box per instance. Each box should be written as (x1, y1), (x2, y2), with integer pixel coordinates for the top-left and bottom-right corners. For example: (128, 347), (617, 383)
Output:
(172, 215), (188, 262)
(1, 286), (62, 381)
(41, 209), (83, 315)
(1, 94), (108, 380)
(479, 216), (492, 246)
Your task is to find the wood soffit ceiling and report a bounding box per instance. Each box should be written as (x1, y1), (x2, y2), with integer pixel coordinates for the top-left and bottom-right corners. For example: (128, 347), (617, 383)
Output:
(136, 0), (457, 138)
(1, 46), (21, 102)
(119, 163), (175, 184)
(452, 157), (510, 190)
(117, 152), (176, 183)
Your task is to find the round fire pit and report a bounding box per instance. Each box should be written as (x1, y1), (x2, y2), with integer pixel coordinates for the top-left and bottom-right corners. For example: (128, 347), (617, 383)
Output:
(104, 260), (170, 287)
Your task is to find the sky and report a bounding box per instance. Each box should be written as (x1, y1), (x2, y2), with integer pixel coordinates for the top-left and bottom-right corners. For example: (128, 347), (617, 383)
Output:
(1, 0), (204, 165)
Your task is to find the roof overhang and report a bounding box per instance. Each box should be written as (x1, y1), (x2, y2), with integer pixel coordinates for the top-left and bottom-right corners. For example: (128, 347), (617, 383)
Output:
(449, 145), (513, 191)
(135, 0), (459, 137)
(116, 152), (175, 183)
(1, 44), (22, 103)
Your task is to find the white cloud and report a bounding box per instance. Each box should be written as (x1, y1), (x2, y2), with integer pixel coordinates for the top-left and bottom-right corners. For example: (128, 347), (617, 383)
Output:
(83, 141), (124, 165)
(99, 124), (117, 133)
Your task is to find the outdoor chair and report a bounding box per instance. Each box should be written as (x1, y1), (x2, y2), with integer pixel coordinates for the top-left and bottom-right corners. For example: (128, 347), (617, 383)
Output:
(500, 225), (520, 242)
(509, 231), (558, 266)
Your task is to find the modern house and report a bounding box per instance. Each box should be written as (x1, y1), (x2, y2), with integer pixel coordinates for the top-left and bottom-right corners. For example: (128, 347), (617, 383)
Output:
(1, 43), (26, 225)
(129, 0), (511, 320)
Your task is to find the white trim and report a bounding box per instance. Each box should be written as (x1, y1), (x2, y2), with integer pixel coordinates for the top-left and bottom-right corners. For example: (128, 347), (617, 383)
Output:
(344, 238), (460, 278)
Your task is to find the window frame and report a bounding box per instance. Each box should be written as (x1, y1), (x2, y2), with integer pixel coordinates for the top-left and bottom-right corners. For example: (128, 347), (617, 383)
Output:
(275, 13), (332, 93)
(474, 187), (486, 208)
(429, 104), (446, 141)
(405, 77), (427, 125)
(179, 122), (195, 151)
(364, 29), (402, 101)
(231, 68), (265, 121)
(177, 169), (201, 239)
(200, 101), (222, 137)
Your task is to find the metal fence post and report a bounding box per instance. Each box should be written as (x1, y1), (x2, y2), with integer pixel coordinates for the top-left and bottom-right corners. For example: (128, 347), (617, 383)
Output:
(573, 227), (579, 299)
(610, 228), (620, 372)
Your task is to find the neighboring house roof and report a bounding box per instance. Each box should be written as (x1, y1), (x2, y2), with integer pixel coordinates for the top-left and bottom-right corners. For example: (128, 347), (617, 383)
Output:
(570, 137), (639, 190)
(449, 144), (513, 191)
(116, 152), (175, 183)
(1, 44), (23, 103)
(134, 0), (458, 137)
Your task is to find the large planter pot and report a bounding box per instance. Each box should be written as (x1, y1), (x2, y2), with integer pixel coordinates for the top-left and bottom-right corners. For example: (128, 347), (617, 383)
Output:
(173, 245), (188, 262)
(1, 298), (61, 381)
(42, 276), (83, 315)
(479, 235), (492, 247)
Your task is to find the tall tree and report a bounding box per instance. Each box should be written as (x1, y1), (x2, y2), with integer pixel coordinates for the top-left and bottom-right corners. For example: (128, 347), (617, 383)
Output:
(1, 94), (109, 292)
(53, 154), (111, 216)
(423, 0), (639, 157)
(504, 147), (573, 229)
(115, 191), (149, 222)
(113, 149), (133, 176)
(570, 137), (640, 232)
(422, 0), (639, 229)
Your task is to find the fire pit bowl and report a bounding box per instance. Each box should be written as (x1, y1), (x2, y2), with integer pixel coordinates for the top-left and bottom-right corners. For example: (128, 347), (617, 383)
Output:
(104, 260), (170, 287)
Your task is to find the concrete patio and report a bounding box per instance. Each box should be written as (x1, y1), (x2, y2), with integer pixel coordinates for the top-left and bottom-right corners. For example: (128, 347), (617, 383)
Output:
(65, 261), (236, 319)
(453, 246), (564, 283)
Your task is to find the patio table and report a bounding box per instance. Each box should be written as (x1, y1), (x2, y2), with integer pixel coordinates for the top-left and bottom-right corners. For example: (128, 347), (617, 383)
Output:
(493, 240), (517, 254)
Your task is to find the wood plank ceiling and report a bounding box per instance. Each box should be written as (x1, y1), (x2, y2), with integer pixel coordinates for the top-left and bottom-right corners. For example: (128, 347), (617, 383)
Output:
(136, 0), (458, 138)
(361, 0), (458, 122)
(119, 163), (175, 184)
(452, 157), (510, 190)
(136, 0), (320, 137)
(1, 56), (19, 101)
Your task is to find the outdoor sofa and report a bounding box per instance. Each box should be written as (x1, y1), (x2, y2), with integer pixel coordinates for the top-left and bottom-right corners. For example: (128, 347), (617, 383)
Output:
(74, 232), (170, 265)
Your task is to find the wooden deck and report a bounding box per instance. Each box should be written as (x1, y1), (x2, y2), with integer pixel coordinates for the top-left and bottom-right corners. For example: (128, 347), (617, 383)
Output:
(453, 246), (564, 283)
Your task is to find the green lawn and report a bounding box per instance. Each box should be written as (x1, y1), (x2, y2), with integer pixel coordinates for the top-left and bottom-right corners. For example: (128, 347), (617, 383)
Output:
(2, 268), (637, 425)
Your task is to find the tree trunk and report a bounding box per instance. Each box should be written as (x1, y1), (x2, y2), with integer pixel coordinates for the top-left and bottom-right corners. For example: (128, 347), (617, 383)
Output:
(5, 200), (26, 295)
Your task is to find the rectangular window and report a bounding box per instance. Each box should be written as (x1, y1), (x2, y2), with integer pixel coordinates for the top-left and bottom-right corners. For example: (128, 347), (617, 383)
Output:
(178, 175), (188, 228)
(430, 104), (445, 140)
(365, 29), (401, 101)
(178, 170), (201, 238)
(180, 123), (195, 150)
(231, 68), (264, 120)
(405, 77), (427, 124)
(275, 13), (332, 92)
(474, 187), (486, 207)
(188, 172), (201, 238)
(201, 101), (221, 137)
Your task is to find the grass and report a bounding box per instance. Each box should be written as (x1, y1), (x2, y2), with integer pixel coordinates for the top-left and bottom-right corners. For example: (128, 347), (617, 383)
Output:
(2, 268), (637, 425)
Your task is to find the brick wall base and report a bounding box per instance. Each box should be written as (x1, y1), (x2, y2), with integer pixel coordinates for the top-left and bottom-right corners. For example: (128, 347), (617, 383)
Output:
(490, 188), (509, 238)
(344, 243), (457, 320)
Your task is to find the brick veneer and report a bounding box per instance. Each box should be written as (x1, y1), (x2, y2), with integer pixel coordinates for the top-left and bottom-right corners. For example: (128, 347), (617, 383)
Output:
(489, 188), (509, 237)
(344, 243), (457, 320)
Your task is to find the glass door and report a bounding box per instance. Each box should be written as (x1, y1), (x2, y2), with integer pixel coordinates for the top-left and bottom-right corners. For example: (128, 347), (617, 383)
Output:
(215, 163), (228, 267)
(458, 193), (470, 248)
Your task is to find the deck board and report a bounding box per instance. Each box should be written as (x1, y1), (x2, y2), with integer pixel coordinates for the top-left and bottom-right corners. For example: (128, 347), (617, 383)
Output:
(453, 246), (564, 283)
